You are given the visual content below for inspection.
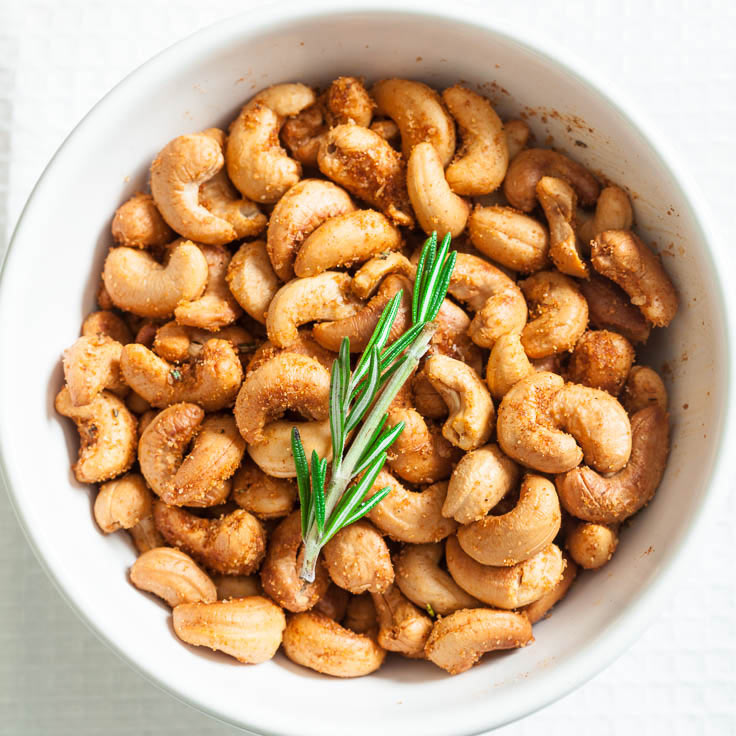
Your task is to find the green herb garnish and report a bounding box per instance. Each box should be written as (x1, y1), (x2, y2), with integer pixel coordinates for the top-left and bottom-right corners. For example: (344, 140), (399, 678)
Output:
(426, 602), (436, 618)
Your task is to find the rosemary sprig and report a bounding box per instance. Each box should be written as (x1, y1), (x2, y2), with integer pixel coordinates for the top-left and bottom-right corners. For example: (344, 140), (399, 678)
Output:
(292, 232), (457, 582)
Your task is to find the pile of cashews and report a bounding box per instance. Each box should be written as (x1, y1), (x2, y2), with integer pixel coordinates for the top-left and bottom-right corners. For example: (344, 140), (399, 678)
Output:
(55, 76), (678, 678)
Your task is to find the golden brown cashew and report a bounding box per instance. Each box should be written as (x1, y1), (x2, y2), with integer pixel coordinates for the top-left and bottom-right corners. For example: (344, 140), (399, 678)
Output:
(370, 118), (400, 143)
(234, 353), (330, 444)
(173, 597), (286, 664)
(266, 271), (362, 348)
(323, 520), (394, 595)
(260, 512), (330, 611)
(94, 473), (152, 533)
(281, 101), (326, 166)
(394, 542), (481, 615)
(444, 444), (519, 524)
(520, 271), (589, 358)
(591, 230), (679, 327)
(267, 179), (356, 280)
(212, 574), (262, 601)
(82, 311), (133, 346)
(55, 387), (137, 484)
(371, 585), (433, 658)
(138, 404), (245, 507)
(411, 368), (448, 420)
(425, 608), (533, 674)
(442, 85), (508, 195)
(351, 252), (416, 300)
(567, 330), (635, 396)
(556, 406), (669, 524)
(486, 333), (534, 400)
(424, 354), (495, 451)
(102, 241), (209, 318)
(129, 513), (164, 554)
(153, 501), (266, 575)
(112, 192), (174, 248)
(504, 119), (530, 160)
(621, 365), (668, 414)
(430, 299), (484, 373)
(317, 123), (413, 227)
(577, 185), (633, 243)
(344, 593), (378, 635)
(225, 240), (281, 325)
(503, 148), (600, 212)
(497, 372), (632, 474)
(326, 76), (374, 126)
(372, 79), (456, 167)
(457, 475), (561, 566)
(282, 611), (386, 677)
(522, 556), (577, 623)
(120, 339), (243, 411)
(246, 331), (335, 374)
(232, 461), (296, 519)
(153, 322), (255, 368)
(313, 583), (350, 621)
(63, 335), (127, 407)
(226, 83), (316, 203)
(566, 522), (619, 569)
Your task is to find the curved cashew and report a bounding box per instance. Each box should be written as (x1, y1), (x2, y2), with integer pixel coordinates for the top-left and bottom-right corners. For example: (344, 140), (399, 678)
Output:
(153, 501), (266, 575)
(326, 76), (374, 126)
(212, 574), (263, 601)
(282, 611), (386, 677)
(266, 271), (362, 348)
(504, 119), (530, 160)
(120, 339), (243, 411)
(566, 522), (619, 570)
(344, 593), (378, 635)
(442, 85), (508, 195)
(444, 444), (519, 524)
(591, 230), (678, 327)
(63, 335), (126, 407)
(129, 513), (164, 554)
(82, 310), (133, 345)
(234, 353), (330, 444)
(371, 584), (433, 658)
(226, 83), (316, 203)
(281, 101), (326, 166)
(247, 331), (335, 374)
(153, 322), (255, 368)
(232, 461), (296, 519)
(225, 240), (280, 324)
(567, 329), (635, 396)
(411, 368), (449, 420)
(267, 179), (355, 280)
(430, 299), (484, 373)
(622, 365), (668, 414)
(523, 556), (577, 623)
(486, 333), (534, 400)
(55, 387), (137, 484)
(352, 252), (416, 300)
(372, 78), (456, 167)
(556, 406), (669, 524)
(370, 118), (400, 143)
(94, 473), (152, 533)
(394, 542), (481, 615)
(102, 241), (208, 318)
(425, 608), (533, 674)
(260, 511), (330, 612)
(503, 148), (600, 212)
(313, 583), (350, 621)
(520, 270), (589, 358)
(577, 185), (633, 243)
(112, 192), (174, 248)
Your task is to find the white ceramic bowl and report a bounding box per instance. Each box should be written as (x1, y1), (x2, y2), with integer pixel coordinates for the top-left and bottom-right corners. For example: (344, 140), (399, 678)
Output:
(1, 3), (733, 734)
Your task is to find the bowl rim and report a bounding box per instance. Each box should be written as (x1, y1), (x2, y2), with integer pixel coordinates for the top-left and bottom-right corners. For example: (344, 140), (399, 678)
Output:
(1, 1), (734, 734)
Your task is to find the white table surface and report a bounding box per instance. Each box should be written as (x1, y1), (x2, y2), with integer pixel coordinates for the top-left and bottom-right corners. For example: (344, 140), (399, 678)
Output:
(1, 0), (735, 734)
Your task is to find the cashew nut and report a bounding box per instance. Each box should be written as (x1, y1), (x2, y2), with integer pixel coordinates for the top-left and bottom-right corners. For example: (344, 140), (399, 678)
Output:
(81, 310), (133, 346)
(370, 118), (400, 144)
(351, 252), (416, 300)
(112, 192), (174, 249)
(212, 574), (263, 601)
(371, 584), (433, 658)
(577, 185), (633, 243)
(567, 329), (635, 396)
(232, 461), (296, 519)
(621, 365), (668, 414)
(94, 473), (152, 533)
(313, 583), (350, 621)
(566, 522), (619, 569)
(225, 240), (281, 324)
(129, 514), (165, 554)
(504, 119), (530, 160)
(486, 333), (534, 400)
(246, 331), (335, 374)
(153, 322), (255, 368)
(63, 335), (127, 407)
(523, 556), (577, 624)
(430, 299), (484, 373)
(326, 76), (374, 126)
(344, 593), (378, 635)
(411, 368), (449, 420)
(281, 101), (326, 166)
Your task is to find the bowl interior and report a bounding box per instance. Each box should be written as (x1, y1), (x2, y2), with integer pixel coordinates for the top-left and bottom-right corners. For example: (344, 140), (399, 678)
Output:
(0, 7), (729, 736)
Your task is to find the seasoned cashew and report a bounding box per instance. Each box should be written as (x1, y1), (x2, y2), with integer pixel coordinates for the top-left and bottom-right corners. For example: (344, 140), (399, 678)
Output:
(266, 271), (362, 348)
(352, 252), (416, 300)
(173, 597), (286, 663)
(81, 310), (133, 345)
(457, 475), (561, 566)
(425, 608), (533, 674)
(486, 333), (534, 400)
(153, 322), (255, 368)
(63, 335), (126, 407)
(504, 119), (530, 160)
(267, 179), (356, 280)
(212, 574), (263, 601)
(504, 148), (600, 212)
(226, 83), (316, 203)
(314, 583), (350, 621)
(411, 368), (448, 420)
(281, 101), (326, 166)
(234, 353), (330, 444)
(94, 473), (152, 533)
(326, 76), (374, 126)
(317, 124), (413, 227)
(232, 461), (296, 519)
(556, 406), (669, 524)
(55, 387), (137, 484)
(112, 192), (174, 248)
(371, 584), (433, 658)
(370, 118), (400, 143)
(344, 593), (378, 635)
(567, 330), (635, 396)
(622, 365), (668, 414)
(247, 331), (335, 374)
(444, 444), (519, 524)
(120, 339), (243, 411)
(130, 547), (217, 607)
(225, 240), (281, 324)
(520, 271), (589, 358)
(129, 513), (164, 554)
(260, 512), (330, 611)
(102, 241), (208, 318)
(523, 556), (577, 623)
(442, 85), (508, 195)
(154, 501), (266, 575)
(323, 520), (394, 595)
(566, 522), (619, 569)
(366, 470), (458, 543)
(430, 299), (484, 373)
(497, 372), (631, 474)
(577, 185), (633, 243)
(283, 611), (386, 677)
(395, 542), (481, 615)
(372, 79), (456, 167)
(591, 230), (679, 327)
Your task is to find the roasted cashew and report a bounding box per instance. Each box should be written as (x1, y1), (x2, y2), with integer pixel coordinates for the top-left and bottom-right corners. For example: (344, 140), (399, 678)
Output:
(497, 372), (632, 474)
(267, 179), (355, 280)
(567, 329), (635, 396)
(326, 76), (374, 126)
(372, 79), (456, 167)
(370, 118), (400, 144)
(430, 299), (484, 373)
(63, 335), (126, 407)
(351, 252), (416, 300)
(225, 240), (281, 325)
(81, 310), (133, 345)
(282, 611), (386, 677)
(213, 574), (263, 601)
(523, 556), (577, 623)
(55, 387), (137, 484)
(411, 368), (449, 420)
(234, 353), (330, 444)
(520, 270), (589, 358)
(281, 102), (326, 166)
(621, 365), (668, 414)
(504, 119), (530, 160)
(246, 331), (335, 374)
(444, 444), (519, 524)
(112, 192), (174, 248)
(260, 511), (330, 612)
(486, 333), (534, 400)
(232, 461), (296, 519)
(102, 241), (208, 318)
(371, 584), (433, 659)
(120, 339), (243, 411)
(313, 583), (350, 621)
(153, 322), (255, 368)
(556, 406), (669, 524)
(442, 85), (508, 196)
(577, 185), (633, 243)
(344, 593), (378, 635)
(566, 522), (619, 569)
(94, 473), (152, 533)
(226, 83), (316, 203)
(503, 148), (600, 212)
(153, 501), (266, 575)
(425, 608), (533, 674)
(591, 230), (678, 327)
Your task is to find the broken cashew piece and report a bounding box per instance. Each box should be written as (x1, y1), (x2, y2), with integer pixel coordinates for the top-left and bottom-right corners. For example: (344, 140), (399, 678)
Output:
(94, 473), (152, 533)
(486, 333), (534, 400)
(112, 192), (174, 248)
(371, 584), (433, 659)
(567, 329), (635, 396)
(63, 335), (126, 407)
(621, 365), (668, 414)
(577, 185), (633, 243)
(232, 461), (296, 519)
(226, 240), (281, 324)
(566, 522), (619, 570)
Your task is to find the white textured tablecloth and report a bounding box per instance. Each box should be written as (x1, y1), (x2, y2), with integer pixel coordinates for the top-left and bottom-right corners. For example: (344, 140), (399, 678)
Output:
(1, 1), (735, 734)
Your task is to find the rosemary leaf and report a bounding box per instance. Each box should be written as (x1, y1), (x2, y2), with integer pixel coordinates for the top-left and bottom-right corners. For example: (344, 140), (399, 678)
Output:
(352, 420), (405, 477)
(311, 450), (326, 533)
(291, 428), (311, 537)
